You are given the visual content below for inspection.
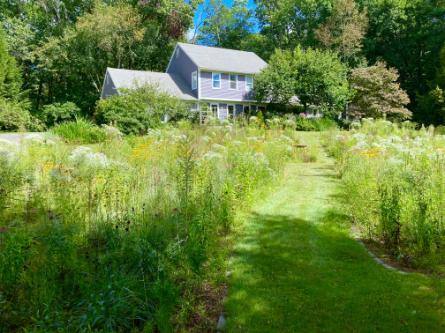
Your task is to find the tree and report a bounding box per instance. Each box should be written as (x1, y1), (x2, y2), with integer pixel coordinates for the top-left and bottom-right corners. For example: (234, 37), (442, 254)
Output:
(360, 0), (445, 122)
(35, 3), (146, 113)
(255, 47), (350, 115)
(349, 62), (411, 120)
(255, 0), (333, 51)
(417, 44), (445, 124)
(195, 0), (255, 49)
(0, 26), (35, 131)
(1, 0), (198, 114)
(0, 26), (23, 101)
(315, 0), (368, 66)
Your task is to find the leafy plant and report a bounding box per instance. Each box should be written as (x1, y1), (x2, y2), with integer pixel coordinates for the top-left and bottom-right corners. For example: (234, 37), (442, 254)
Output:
(51, 119), (106, 144)
(0, 98), (32, 131)
(41, 102), (81, 127)
(95, 85), (188, 135)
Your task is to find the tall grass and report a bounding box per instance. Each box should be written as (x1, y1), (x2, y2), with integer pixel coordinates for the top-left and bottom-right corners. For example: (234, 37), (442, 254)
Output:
(51, 118), (107, 144)
(326, 119), (445, 268)
(0, 124), (300, 332)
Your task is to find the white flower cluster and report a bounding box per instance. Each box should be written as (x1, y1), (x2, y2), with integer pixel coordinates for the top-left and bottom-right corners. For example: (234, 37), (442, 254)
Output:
(346, 130), (445, 162)
(202, 151), (224, 161)
(68, 146), (110, 169)
(0, 139), (18, 165)
(24, 133), (56, 145)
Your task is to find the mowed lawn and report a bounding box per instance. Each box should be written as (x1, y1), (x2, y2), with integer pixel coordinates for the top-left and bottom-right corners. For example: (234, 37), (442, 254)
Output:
(225, 133), (445, 332)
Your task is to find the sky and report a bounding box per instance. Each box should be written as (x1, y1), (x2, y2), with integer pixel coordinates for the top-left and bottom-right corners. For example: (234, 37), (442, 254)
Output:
(189, 0), (258, 41)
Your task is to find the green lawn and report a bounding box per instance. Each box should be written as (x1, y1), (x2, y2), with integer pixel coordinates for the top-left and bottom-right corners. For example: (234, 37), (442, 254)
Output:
(225, 133), (445, 332)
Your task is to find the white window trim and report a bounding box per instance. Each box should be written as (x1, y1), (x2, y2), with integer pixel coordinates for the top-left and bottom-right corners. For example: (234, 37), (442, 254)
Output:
(191, 71), (197, 90)
(229, 74), (238, 90)
(246, 75), (254, 91)
(212, 72), (221, 89)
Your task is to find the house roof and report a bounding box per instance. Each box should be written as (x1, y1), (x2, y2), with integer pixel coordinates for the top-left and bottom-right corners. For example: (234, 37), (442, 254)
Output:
(106, 68), (197, 101)
(176, 43), (267, 74)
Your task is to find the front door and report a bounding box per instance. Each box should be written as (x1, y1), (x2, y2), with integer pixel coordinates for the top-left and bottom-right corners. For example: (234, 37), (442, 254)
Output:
(228, 104), (235, 119)
(211, 104), (219, 118)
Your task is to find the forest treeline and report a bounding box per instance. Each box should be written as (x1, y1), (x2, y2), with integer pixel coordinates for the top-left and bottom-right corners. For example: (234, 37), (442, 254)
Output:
(0, 0), (445, 127)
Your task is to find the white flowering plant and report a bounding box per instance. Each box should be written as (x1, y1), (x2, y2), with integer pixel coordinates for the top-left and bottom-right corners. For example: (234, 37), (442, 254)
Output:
(326, 119), (445, 263)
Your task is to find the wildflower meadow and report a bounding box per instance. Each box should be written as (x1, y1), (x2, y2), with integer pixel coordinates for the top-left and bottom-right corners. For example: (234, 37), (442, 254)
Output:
(0, 124), (306, 332)
(326, 119), (445, 269)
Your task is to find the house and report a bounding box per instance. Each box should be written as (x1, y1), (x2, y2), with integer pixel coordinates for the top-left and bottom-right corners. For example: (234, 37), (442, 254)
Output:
(100, 43), (268, 121)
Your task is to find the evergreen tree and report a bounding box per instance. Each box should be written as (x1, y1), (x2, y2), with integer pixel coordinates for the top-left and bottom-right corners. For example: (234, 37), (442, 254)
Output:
(0, 26), (23, 101)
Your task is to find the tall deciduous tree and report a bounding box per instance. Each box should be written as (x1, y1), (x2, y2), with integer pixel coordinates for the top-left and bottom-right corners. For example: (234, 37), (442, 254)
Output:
(349, 62), (411, 120)
(195, 0), (255, 49)
(417, 45), (445, 124)
(315, 0), (368, 66)
(255, 47), (350, 115)
(255, 0), (333, 50)
(35, 1), (196, 114)
(36, 3), (146, 113)
(360, 0), (445, 122)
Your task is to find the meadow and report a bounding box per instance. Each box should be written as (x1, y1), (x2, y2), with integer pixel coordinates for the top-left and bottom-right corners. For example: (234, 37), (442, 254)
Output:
(0, 123), (308, 332)
(326, 119), (445, 272)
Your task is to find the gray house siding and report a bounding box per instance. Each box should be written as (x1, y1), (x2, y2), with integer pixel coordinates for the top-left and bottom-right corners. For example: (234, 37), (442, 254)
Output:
(167, 46), (198, 98)
(199, 71), (255, 101)
(101, 72), (118, 98)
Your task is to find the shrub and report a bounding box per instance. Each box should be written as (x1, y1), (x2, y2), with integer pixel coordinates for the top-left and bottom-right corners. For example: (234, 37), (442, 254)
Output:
(52, 119), (106, 144)
(95, 85), (188, 135)
(0, 98), (32, 131)
(41, 102), (81, 127)
(295, 117), (337, 131)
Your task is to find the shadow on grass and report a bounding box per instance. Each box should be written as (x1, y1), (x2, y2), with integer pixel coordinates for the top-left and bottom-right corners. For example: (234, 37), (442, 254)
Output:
(226, 209), (445, 333)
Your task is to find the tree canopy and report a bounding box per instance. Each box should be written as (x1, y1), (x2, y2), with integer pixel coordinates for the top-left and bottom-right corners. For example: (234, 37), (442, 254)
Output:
(0, 26), (23, 101)
(0, 0), (444, 125)
(255, 47), (350, 115)
(349, 62), (411, 120)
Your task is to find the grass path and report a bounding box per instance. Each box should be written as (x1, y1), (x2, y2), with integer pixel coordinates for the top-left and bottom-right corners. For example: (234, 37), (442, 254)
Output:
(225, 134), (445, 332)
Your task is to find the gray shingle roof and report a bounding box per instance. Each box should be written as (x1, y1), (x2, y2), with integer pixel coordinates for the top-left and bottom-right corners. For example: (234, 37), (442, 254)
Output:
(177, 43), (267, 74)
(107, 68), (197, 101)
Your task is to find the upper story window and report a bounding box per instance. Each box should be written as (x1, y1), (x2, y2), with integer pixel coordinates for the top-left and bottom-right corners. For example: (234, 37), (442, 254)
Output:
(192, 71), (197, 90)
(246, 75), (254, 91)
(212, 72), (221, 89)
(229, 74), (237, 90)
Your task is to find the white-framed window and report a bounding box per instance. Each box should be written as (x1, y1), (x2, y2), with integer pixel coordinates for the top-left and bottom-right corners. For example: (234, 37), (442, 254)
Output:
(246, 75), (254, 91)
(191, 71), (197, 90)
(229, 74), (237, 90)
(212, 72), (221, 89)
